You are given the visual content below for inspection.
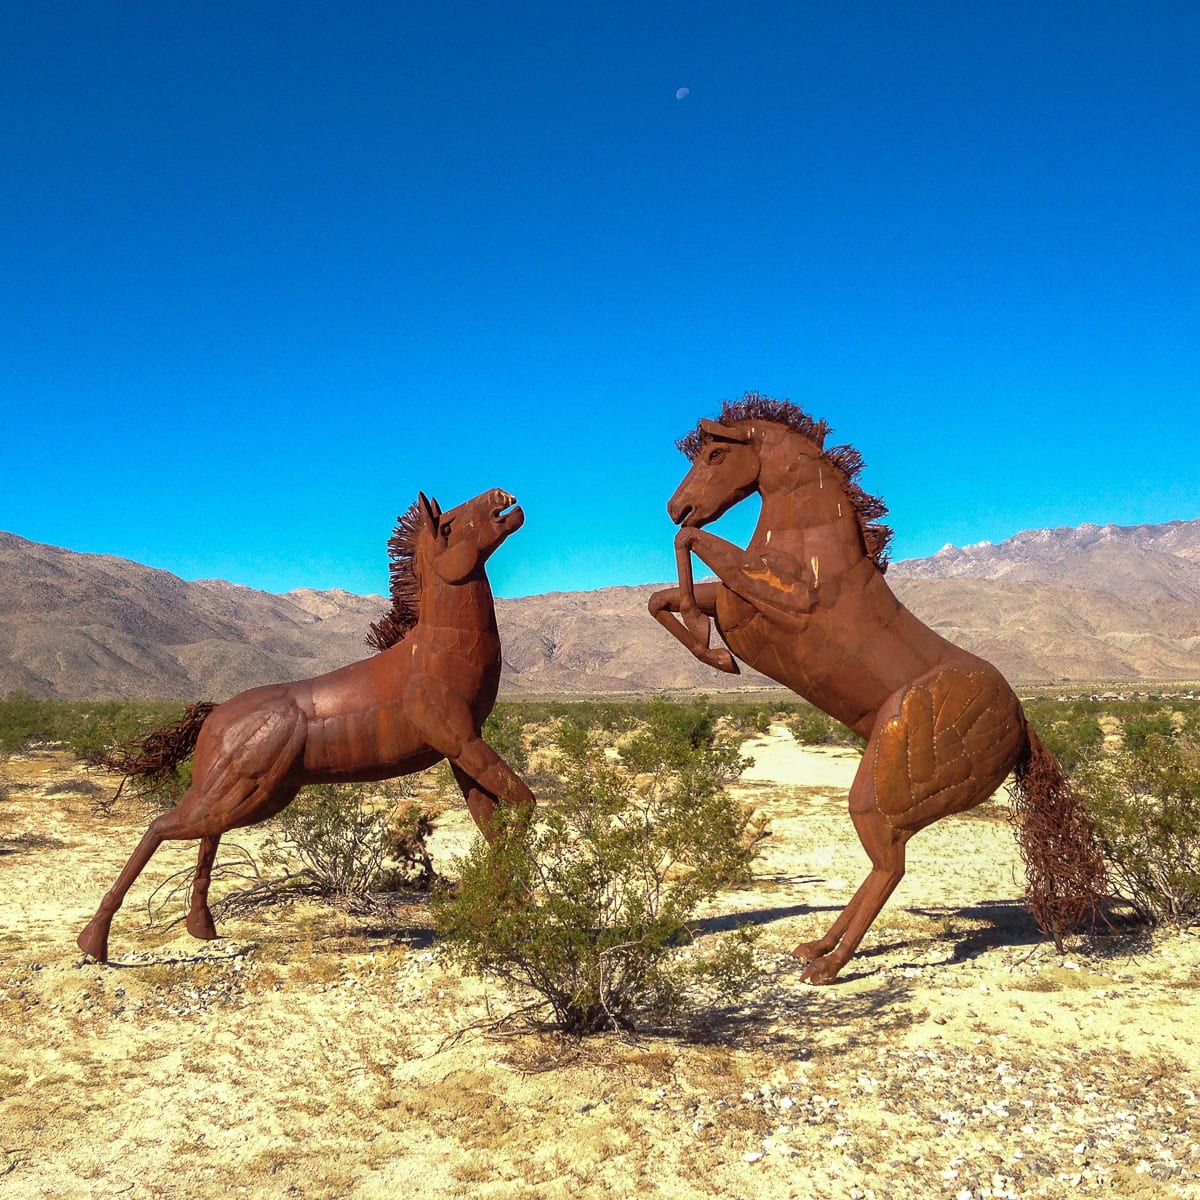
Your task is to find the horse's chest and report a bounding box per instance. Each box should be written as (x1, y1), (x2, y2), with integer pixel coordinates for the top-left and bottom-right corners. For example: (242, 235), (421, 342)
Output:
(715, 588), (834, 687)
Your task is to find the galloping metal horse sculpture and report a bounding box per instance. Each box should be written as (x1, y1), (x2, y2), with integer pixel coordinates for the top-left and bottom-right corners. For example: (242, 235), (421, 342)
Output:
(79, 489), (532, 963)
(650, 394), (1104, 983)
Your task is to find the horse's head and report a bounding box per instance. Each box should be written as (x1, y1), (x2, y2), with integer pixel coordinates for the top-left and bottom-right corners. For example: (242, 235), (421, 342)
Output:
(368, 488), (525, 651)
(668, 394), (893, 569)
(667, 417), (762, 527)
(416, 488), (524, 583)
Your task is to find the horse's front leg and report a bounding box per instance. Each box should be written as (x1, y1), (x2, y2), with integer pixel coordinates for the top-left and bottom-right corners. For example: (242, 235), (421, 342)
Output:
(678, 528), (817, 629)
(406, 676), (535, 841)
(648, 582), (738, 674)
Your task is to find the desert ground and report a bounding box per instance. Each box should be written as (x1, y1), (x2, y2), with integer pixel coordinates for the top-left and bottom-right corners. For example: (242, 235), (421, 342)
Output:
(2, 728), (1198, 1199)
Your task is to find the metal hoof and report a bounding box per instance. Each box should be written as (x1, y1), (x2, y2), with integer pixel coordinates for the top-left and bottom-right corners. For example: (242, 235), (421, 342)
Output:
(790, 940), (826, 963)
(800, 955), (842, 985)
(76, 921), (110, 964)
(186, 909), (219, 941)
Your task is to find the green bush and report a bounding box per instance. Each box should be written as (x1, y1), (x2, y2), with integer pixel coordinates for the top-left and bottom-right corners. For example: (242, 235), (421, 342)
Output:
(482, 707), (529, 774)
(785, 704), (864, 748)
(1038, 709), (1105, 774)
(1077, 733), (1200, 925)
(264, 780), (434, 905)
(0, 693), (187, 758)
(433, 714), (760, 1034)
(0, 692), (54, 752)
(1121, 709), (1177, 754)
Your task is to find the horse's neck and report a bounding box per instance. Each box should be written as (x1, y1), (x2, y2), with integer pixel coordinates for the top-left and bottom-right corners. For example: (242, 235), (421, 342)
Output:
(752, 481), (869, 578)
(418, 575), (498, 632)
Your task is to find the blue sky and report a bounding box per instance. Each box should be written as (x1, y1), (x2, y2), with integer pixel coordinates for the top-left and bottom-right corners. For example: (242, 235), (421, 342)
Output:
(2, 2), (1197, 599)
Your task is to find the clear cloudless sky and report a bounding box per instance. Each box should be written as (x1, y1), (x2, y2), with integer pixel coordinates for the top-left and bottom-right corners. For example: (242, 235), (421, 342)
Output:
(2, 2), (1197, 599)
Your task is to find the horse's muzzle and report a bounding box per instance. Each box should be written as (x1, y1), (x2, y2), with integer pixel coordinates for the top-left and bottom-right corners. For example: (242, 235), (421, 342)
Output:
(668, 496), (697, 526)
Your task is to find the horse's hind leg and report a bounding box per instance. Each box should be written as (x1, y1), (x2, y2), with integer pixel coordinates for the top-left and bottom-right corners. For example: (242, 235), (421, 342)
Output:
(77, 824), (167, 963)
(185, 835), (221, 941)
(793, 668), (1022, 984)
(793, 804), (910, 985)
(790, 694), (914, 984)
(79, 781), (235, 961)
(77, 800), (206, 963)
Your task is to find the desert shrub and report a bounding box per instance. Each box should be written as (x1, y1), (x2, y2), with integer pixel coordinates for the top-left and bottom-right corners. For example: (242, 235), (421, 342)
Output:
(786, 703), (864, 748)
(1182, 704), (1200, 741)
(43, 778), (105, 797)
(0, 694), (188, 759)
(385, 801), (438, 891)
(1077, 733), (1200, 925)
(718, 703), (775, 737)
(482, 707), (529, 774)
(1037, 709), (1105, 773)
(509, 699), (639, 733)
(1121, 709), (1178, 754)
(64, 700), (186, 763)
(0, 692), (59, 752)
(433, 715), (760, 1034)
(263, 780), (435, 905)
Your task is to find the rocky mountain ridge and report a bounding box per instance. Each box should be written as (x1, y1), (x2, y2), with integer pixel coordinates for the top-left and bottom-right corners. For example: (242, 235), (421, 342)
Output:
(890, 518), (1200, 604)
(2, 518), (1198, 699)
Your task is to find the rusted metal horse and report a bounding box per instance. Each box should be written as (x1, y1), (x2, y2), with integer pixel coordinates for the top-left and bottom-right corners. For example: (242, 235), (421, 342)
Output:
(650, 394), (1104, 983)
(79, 489), (532, 963)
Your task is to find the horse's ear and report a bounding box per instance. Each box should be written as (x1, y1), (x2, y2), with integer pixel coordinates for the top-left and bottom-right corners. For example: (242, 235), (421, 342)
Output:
(429, 496), (442, 521)
(700, 417), (750, 444)
(417, 492), (439, 533)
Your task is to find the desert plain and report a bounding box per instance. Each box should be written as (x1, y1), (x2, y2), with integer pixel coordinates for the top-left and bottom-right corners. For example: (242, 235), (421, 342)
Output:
(2, 727), (1198, 1200)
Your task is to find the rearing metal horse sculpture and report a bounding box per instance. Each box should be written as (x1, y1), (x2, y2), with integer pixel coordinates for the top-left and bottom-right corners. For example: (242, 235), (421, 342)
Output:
(79, 489), (532, 963)
(650, 394), (1104, 984)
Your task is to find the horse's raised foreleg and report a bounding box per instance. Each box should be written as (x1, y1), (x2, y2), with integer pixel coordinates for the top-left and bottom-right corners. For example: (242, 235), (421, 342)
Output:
(648, 582), (737, 674)
(185, 835), (221, 941)
(677, 527), (817, 629)
(444, 734), (534, 835)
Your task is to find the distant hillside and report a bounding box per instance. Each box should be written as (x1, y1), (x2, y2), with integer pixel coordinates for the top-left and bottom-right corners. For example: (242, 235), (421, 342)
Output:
(496, 585), (775, 694)
(889, 519), (1200, 604)
(0, 532), (382, 700)
(2, 518), (1199, 699)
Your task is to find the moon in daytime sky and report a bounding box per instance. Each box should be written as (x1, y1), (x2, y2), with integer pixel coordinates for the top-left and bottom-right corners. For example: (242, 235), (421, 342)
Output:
(675, 87), (689, 100)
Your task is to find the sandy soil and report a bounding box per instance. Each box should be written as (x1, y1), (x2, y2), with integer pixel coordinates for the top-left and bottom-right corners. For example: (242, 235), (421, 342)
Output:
(2, 729), (1198, 1200)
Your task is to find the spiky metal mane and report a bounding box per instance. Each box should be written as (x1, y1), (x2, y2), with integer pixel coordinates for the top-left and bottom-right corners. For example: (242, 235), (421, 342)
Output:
(366, 499), (426, 651)
(678, 391), (894, 572)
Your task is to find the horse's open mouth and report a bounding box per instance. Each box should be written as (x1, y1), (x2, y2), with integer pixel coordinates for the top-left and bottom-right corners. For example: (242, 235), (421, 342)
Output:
(492, 493), (524, 530)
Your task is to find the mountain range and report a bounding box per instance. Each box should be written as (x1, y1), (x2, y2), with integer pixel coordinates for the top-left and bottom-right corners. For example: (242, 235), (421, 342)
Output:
(2, 518), (1198, 699)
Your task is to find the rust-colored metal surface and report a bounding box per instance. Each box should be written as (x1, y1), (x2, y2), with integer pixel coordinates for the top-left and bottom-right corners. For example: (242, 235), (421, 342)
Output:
(650, 395), (1105, 983)
(79, 489), (531, 963)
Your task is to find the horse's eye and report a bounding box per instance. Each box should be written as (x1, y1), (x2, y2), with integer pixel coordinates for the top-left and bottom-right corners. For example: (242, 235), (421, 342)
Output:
(708, 447), (727, 465)
(440, 522), (453, 538)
